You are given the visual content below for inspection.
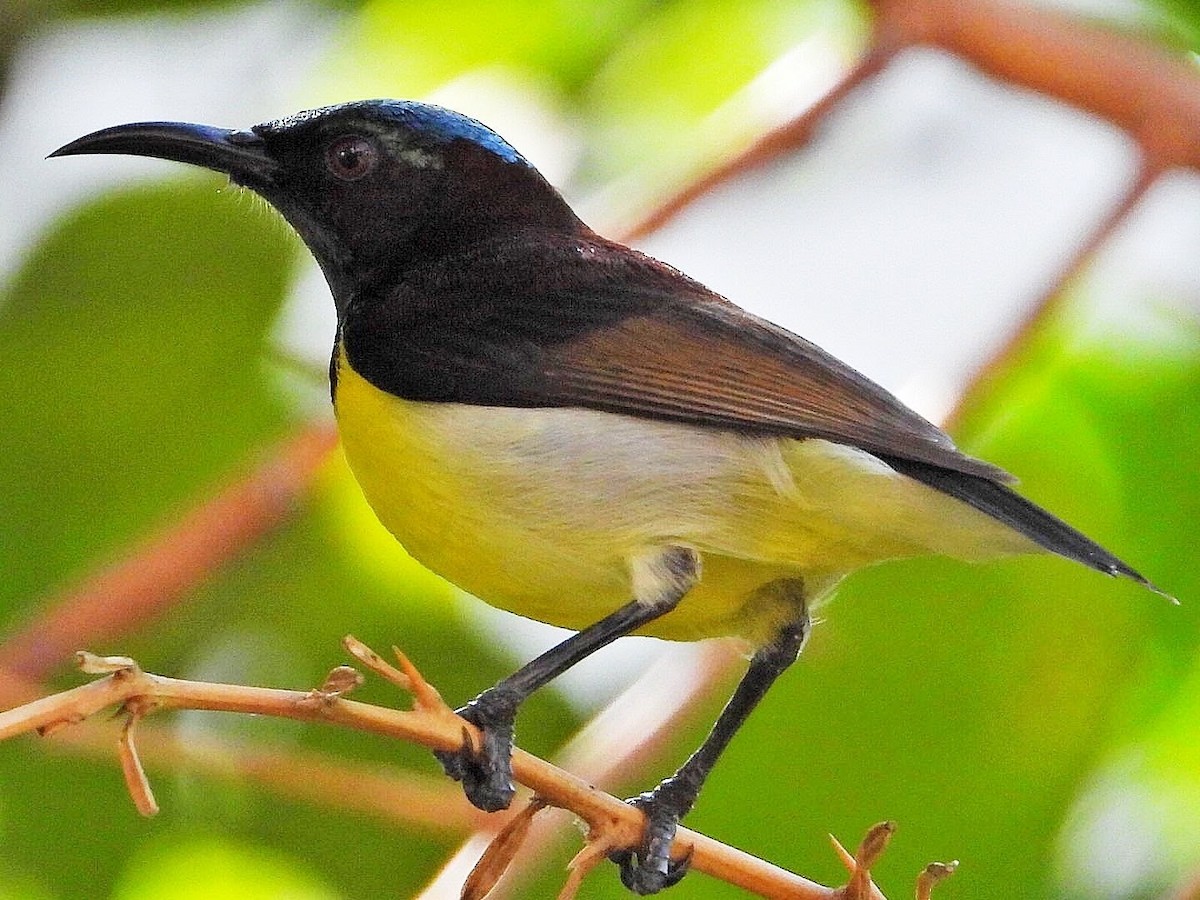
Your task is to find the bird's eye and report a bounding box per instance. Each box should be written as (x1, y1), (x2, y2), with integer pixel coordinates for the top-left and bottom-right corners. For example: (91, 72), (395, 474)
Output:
(325, 136), (378, 181)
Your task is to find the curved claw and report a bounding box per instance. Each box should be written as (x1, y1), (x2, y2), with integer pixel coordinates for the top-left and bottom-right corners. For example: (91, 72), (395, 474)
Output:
(433, 701), (516, 813)
(612, 845), (692, 895)
(608, 791), (693, 894)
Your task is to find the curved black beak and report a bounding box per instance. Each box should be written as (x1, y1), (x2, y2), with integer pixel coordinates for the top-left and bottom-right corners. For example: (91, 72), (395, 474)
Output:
(49, 121), (278, 188)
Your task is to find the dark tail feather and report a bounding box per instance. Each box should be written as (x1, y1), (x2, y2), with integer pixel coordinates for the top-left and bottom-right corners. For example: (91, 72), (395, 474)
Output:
(885, 457), (1171, 598)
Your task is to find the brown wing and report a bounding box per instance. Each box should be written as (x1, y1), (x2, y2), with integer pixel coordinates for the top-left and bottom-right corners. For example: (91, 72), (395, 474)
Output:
(538, 296), (1013, 482)
(535, 297), (1158, 585)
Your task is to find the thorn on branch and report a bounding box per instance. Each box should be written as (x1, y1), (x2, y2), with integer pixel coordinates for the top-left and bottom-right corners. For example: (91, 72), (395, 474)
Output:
(119, 711), (158, 817)
(342, 637), (467, 757)
(558, 831), (622, 900)
(299, 665), (365, 709)
(343, 635), (410, 690)
(831, 821), (895, 899)
(460, 796), (549, 900)
(916, 860), (958, 900)
(390, 647), (447, 714)
(342, 636), (452, 718)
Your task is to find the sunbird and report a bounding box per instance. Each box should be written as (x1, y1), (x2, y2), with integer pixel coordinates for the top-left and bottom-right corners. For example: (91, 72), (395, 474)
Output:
(52, 100), (1161, 894)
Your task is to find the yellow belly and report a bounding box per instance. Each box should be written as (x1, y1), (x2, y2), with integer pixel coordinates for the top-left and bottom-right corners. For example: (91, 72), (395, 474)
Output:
(332, 353), (1035, 643)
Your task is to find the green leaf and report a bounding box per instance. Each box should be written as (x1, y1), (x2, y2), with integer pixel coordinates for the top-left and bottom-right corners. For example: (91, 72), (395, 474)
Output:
(0, 179), (298, 629)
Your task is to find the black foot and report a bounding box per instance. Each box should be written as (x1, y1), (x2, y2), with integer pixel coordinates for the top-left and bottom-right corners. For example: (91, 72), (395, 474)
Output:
(609, 781), (695, 894)
(432, 688), (518, 813)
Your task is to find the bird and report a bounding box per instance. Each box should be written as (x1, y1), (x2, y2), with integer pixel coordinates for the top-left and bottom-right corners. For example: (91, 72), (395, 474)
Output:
(51, 99), (1163, 894)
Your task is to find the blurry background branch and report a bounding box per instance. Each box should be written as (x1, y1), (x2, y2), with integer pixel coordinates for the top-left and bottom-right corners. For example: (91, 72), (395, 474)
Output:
(628, 0), (1200, 239)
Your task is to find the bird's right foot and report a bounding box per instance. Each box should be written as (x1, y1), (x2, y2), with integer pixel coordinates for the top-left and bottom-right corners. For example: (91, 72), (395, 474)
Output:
(433, 687), (520, 813)
(609, 777), (697, 894)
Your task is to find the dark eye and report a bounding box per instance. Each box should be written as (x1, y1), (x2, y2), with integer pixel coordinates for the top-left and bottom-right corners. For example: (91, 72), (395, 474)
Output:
(325, 135), (378, 181)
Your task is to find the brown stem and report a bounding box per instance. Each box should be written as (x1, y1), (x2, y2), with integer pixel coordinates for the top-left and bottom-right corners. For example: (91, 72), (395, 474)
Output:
(623, 0), (1200, 247)
(0, 654), (847, 900)
(619, 46), (897, 243)
(37, 719), (481, 835)
(1167, 869), (1200, 900)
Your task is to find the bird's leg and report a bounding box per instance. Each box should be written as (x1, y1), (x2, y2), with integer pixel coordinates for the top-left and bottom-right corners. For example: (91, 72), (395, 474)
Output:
(612, 584), (810, 895)
(436, 546), (700, 813)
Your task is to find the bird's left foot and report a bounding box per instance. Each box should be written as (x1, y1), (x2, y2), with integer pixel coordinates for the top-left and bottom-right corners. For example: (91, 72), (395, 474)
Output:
(433, 687), (519, 813)
(609, 777), (696, 894)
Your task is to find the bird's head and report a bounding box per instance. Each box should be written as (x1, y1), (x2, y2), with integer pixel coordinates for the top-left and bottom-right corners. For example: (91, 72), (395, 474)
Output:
(50, 100), (585, 310)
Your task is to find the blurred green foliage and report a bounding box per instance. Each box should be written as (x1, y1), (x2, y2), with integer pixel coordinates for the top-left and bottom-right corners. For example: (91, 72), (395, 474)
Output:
(0, 183), (296, 613)
(2, 1), (1198, 899)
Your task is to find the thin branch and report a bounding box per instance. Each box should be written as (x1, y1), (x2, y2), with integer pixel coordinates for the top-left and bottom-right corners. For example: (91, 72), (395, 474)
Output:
(619, 46), (896, 243)
(915, 861), (959, 900)
(0, 647), (850, 900)
(623, 0), (1200, 243)
(39, 719), (480, 835)
(1167, 870), (1200, 900)
(10, 644), (474, 837)
(0, 424), (338, 681)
